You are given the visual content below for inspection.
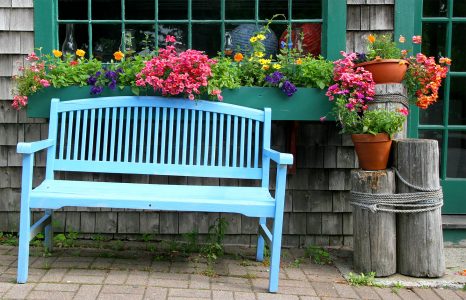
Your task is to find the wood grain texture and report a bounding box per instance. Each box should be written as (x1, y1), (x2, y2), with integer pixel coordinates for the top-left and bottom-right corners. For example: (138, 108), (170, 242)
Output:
(351, 169), (396, 276)
(393, 139), (445, 277)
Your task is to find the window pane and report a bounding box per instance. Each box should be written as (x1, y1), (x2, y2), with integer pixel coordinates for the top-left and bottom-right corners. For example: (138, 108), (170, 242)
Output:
(193, 0), (220, 20)
(293, 0), (321, 19)
(278, 23), (322, 56)
(451, 23), (466, 72)
(192, 24), (221, 57)
(226, 0), (254, 19)
(449, 77), (466, 125)
(420, 86), (444, 125)
(230, 23), (280, 57)
(59, 24), (89, 57)
(447, 131), (466, 178)
(58, 0), (87, 20)
(157, 24), (188, 52)
(159, 0), (187, 20)
(419, 130), (443, 176)
(93, 25), (122, 61)
(126, 0), (154, 20)
(422, 23), (446, 58)
(453, 0), (466, 17)
(423, 0), (448, 17)
(125, 25), (157, 54)
(93, 0), (121, 20)
(260, 0), (288, 20)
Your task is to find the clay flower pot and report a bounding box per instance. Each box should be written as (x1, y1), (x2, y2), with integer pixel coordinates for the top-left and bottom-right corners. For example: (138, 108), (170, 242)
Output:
(356, 59), (408, 84)
(351, 133), (392, 170)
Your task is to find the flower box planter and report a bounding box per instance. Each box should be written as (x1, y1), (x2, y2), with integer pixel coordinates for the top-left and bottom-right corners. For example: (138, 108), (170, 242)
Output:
(26, 86), (333, 121)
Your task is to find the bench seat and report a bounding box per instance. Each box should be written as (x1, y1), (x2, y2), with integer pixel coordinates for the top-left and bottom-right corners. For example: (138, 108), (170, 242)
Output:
(30, 180), (275, 217)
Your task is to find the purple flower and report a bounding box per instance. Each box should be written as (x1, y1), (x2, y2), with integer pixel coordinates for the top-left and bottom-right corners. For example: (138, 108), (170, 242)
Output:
(90, 85), (103, 95)
(265, 71), (284, 85)
(281, 80), (297, 97)
(87, 75), (97, 86)
(108, 80), (116, 90)
(105, 70), (118, 80)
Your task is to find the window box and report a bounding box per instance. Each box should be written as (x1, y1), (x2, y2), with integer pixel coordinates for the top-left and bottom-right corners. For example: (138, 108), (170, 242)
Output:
(26, 86), (332, 121)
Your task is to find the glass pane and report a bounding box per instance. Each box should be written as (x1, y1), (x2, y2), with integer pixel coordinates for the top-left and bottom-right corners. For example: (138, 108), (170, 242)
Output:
(193, 0), (220, 20)
(92, 0), (121, 20)
(423, 0), (448, 17)
(293, 0), (321, 19)
(419, 130), (443, 175)
(447, 131), (466, 178)
(58, 0), (87, 20)
(192, 25), (221, 57)
(260, 0), (288, 20)
(226, 0), (254, 19)
(451, 23), (466, 71)
(453, 0), (466, 17)
(422, 23), (446, 58)
(229, 23), (280, 57)
(278, 23), (322, 56)
(126, 0), (154, 20)
(420, 86), (444, 125)
(58, 24), (89, 57)
(157, 24), (188, 52)
(159, 0), (187, 20)
(125, 25), (157, 55)
(92, 25), (122, 61)
(449, 77), (466, 125)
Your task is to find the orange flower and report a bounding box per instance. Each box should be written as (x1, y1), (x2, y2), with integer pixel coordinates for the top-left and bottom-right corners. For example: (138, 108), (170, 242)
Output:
(76, 49), (86, 57)
(52, 49), (62, 58)
(113, 51), (124, 61)
(412, 35), (422, 44)
(234, 53), (243, 62)
(296, 58), (303, 65)
(368, 34), (376, 43)
(439, 57), (452, 65)
(399, 35), (406, 43)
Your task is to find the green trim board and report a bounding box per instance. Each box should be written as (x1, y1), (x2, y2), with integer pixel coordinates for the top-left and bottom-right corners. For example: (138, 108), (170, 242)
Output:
(443, 229), (466, 244)
(26, 86), (333, 121)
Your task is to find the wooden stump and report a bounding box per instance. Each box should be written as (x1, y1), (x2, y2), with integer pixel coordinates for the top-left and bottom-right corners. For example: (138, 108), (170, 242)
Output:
(393, 139), (445, 277)
(351, 169), (396, 277)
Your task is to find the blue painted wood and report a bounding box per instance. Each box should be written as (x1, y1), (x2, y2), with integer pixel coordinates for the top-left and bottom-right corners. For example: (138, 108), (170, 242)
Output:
(17, 97), (293, 292)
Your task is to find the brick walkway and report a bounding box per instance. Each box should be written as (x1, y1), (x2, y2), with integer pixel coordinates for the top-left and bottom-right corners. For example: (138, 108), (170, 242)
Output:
(0, 245), (465, 300)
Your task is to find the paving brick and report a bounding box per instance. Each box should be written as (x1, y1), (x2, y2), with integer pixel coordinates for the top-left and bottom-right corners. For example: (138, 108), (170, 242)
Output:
(334, 283), (360, 298)
(169, 288), (211, 298)
(62, 275), (105, 284)
(0, 281), (14, 293)
(413, 288), (442, 300)
(144, 287), (168, 299)
(234, 291), (257, 300)
(34, 282), (79, 292)
(125, 270), (149, 286)
(149, 278), (189, 288)
(353, 286), (381, 299)
(3, 282), (35, 299)
(374, 287), (401, 300)
(73, 284), (102, 300)
(211, 281), (253, 292)
(395, 288), (422, 300)
(283, 268), (307, 281)
(189, 274), (210, 289)
(311, 282), (339, 297)
(104, 269), (128, 285)
(41, 268), (68, 283)
(212, 290), (234, 300)
(299, 297), (320, 300)
(256, 292), (299, 300)
(434, 288), (463, 300)
(455, 289), (466, 300)
(97, 294), (143, 300)
(100, 285), (145, 295)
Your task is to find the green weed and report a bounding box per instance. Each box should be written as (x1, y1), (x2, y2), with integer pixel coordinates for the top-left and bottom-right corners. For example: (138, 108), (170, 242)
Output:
(305, 246), (332, 265)
(348, 272), (383, 287)
(391, 281), (405, 294)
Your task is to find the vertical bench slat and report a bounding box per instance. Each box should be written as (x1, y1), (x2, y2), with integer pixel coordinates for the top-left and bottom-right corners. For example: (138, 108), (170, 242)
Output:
(204, 111), (210, 165)
(73, 110), (81, 160)
(66, 111), (74, 160)
(240, 117), (246, 167)
(225, 115), (231, 167)
(161, 107), (167, 164)
(232, 116), (238, 167)
(153, 107), (160, 164)
(189, 110), (195, 165)
(218, 114), (224, 166)
(254, 120), (260, 168)
(211, 113), (217, 166)
(196, 111), (203, 165)
(182, 109), (188, 165)
(88, 109), (96, 161)
(102, 108), (110, 161)
(117, 108), (124, 162)
(109, 108), (117, 162)
(59, 112), (66, 160)
(146, 107), (153, 163)
(131, 107), (139, 163)
(168, 107), (174, 164)
(124, 107), (131, 162)
(138, 107), (146, 163)
(247, 118), (252, 168)
(175, 108), (181, 165)
(96, 108), (103, 161)
(80, 110), (88, 161)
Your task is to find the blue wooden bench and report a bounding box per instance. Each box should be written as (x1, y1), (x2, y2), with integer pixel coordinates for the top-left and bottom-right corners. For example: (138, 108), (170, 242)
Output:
(16, 97), (293, 292)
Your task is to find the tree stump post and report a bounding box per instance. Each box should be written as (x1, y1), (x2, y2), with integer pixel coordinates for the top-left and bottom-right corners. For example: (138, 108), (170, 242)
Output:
(393, 139), (445, 277)
(351, 169), (396, 277)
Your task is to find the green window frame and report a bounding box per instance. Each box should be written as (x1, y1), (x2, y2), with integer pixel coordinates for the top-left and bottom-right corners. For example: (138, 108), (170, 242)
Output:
(33, 0), (346, 61)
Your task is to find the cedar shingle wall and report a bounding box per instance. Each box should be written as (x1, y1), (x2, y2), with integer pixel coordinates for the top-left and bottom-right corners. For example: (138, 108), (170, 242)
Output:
(0, 0), (394, 247)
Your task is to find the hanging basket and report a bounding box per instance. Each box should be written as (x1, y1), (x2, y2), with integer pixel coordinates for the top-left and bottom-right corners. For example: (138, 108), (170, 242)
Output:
(356, 59), (408, 84)
(351, 133), (392, 170)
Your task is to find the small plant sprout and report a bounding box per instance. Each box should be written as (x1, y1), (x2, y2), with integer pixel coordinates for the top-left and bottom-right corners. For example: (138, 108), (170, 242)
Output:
(348, 272), (383, 287)
(305, 246), (332, 265)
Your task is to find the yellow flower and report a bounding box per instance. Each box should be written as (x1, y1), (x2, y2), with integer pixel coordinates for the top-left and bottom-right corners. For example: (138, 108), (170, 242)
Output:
(256, 34), (266, 41)
(259, 58), (271, 65)
(76, 49), (86, 57)
(368, 34), (376, 43)
(52, 49), (62, 58)
(296, 58), (302, 65)
(234, 53), (243, 62)
(250, 36), (258, 43)
(261, 65), (270, 70)
(254, 51), (264, 58)
(113, 50), (124, 61)
(272, 63), (281, 69)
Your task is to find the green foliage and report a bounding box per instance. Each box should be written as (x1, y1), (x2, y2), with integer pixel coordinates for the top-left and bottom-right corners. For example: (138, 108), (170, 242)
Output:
(366, 34), (401, 60)
(305, 246), (332, 265)
(201, 217), (229, 274)
(348, 272), (383, 287)
(46, 55), (102, 88)
(31, 233), (45, 247)
(182, 230), (200, 253)
(207, 57), (241, 97)
(290, 258), (303, 268)
(53, 229), (78, 248)
(291, 56), (333, 89)
(391, 281), (405, 294)
(0, 233), (18, 246)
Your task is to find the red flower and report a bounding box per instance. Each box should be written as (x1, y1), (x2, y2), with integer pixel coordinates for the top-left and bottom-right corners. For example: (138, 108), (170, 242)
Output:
(69, 61), (79, 66)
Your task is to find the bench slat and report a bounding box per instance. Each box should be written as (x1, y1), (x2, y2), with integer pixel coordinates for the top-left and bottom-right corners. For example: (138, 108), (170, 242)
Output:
(73, 110), (81, 160)
(196, 110), (202, 165)
(153, 107), (160, 164)
(146, 107), (153, 163)
(240, 117), (245, 167)
(225, 115), (231, 167)
(131, 107), (138, 163)
(218, 113), (224, 166)
(168, 107), (174, 164)
(175, 108), (181, 165)
(103, 108), (110, 161)
(59, 112), (66, 160)
(211, 112), (217, 166)
(139, 107), (146, 163)
(81, 110), (88, 160)
(189, 109), (195, 165)
(89, 109), (96, 160)
(117, 108), (124, 162)
(182, 109), (188, 165)
(110, 108), (117, 161)
(254, 120), (260, 168)
(124, 107), (131, 162)
(233, 116), (238, 167)
(66, 111), (73, 160)
(247, 118), (252, 168)
(96, 108), (103, 161)
(204, 111), (210, 165)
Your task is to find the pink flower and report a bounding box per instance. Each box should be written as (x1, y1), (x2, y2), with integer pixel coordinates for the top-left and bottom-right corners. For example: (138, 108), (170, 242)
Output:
(188, 94), (195, 100)
(398, 107), (409, 116)
(12, 95), (28, 110)
(319, 116), (326, 122)
(399, 35), (406, 43)
(401, 49), (408, 57)
(25, 52), (39, 61)
(412, 35), (422, 44)
(165, 35), (176, 43)
(39, 79), (50, 87)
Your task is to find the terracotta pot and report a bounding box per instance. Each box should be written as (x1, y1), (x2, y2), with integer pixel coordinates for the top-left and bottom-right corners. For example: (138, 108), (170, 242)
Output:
(351, 133), (392, 170)
(356, 59), (408, 84)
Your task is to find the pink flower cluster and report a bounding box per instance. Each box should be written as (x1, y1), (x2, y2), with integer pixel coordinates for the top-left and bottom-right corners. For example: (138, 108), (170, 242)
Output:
(12, 95), (28, 110)
(326, 52), (375, 112)
(136, 36), (219, 101)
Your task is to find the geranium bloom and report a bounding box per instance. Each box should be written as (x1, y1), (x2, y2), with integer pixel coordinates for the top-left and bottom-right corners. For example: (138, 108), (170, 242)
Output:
(398, 107), (409, 116)
(69, 60), (78, 66)
(165, 35), (176, 43)
(439, 57), (452, 65)
(25, 52), (39, 61)
(399, 35), (406, 43)
(368, 34), (376, 43)
(76, 49), (86, 57)
(39, 79), (50, 87)
(113, 51), (124, 61)
(52, 50), (62, 58)
(12, 95), (28, 110)
(412, 35), (422, 44)
(234, 53), (243, 62)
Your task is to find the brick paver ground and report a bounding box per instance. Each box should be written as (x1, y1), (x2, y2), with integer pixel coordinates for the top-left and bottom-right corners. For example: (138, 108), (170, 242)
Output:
(0, 244), (464, 300)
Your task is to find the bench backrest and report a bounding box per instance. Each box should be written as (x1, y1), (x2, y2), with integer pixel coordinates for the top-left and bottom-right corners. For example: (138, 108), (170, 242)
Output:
(46, 97), (271, 181)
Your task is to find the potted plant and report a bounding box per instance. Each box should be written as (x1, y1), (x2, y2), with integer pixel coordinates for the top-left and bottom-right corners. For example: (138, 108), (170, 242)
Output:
(326, 51), (407, 170)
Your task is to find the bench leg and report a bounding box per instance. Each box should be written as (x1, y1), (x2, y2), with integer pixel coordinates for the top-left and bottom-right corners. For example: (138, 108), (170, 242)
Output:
(256, 217), (266, 262)
(44, 209), (53, 251)
(17, 207), (31, 283)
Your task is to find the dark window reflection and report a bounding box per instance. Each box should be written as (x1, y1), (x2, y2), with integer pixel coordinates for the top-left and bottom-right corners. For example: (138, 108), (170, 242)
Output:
(226, 0), (254, 19)
(422, 23), (446, 59)
(420, 86), (444, 125)
(447, 132), (466, 178)
(293, 0), (322, 19)
(93, 0), (121, 20)
(423, 0), (448, 17)
(451, 24), (466, 72)
(126, 0), (153, 20)
(58, 0), (87, 20)
(453, 0), (466, 17)
(449, 77), (466, 125)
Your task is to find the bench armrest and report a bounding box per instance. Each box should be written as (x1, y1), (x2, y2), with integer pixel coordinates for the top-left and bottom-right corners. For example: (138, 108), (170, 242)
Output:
(263, 148), (293, 165)
(17, 139), (55, 154)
